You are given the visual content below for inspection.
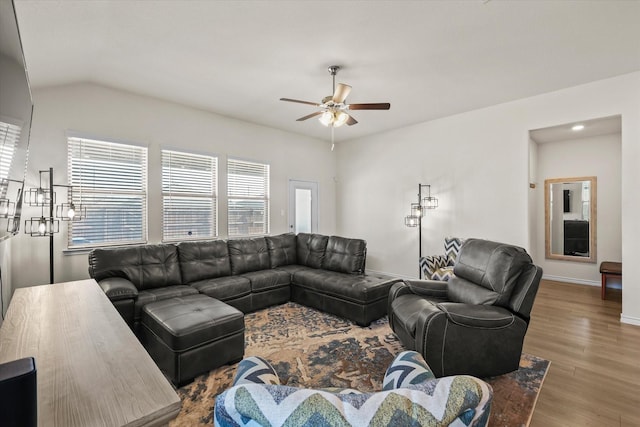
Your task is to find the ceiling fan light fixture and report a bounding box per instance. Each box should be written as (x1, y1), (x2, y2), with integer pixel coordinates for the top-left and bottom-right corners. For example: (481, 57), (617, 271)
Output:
(319, 111), (333, 126)
(319, 110), (349, 127)
(334, 111), (349, 127)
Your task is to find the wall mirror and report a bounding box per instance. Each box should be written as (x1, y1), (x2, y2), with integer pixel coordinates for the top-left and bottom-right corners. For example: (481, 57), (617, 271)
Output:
(0, 0), (33, 240)
(545, 176), (597, 263)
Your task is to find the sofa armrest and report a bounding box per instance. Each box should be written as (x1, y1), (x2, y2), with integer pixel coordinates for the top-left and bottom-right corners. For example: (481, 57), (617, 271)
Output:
(98, 277), (138, 301)
(436, 302), (515, 329)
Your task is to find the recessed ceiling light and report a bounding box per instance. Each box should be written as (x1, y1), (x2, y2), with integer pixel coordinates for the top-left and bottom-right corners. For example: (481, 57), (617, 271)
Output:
(572, 124), (585, 131)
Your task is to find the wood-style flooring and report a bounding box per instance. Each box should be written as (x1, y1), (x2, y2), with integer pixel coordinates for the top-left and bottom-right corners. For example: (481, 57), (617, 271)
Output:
(524, 279), (640, 427)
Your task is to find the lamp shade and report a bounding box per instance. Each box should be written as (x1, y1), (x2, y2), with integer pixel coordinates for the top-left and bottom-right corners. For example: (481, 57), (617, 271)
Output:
(25, 216), (59, 237)
(404, 215), (420, 227)
(423, 196), (438, 209)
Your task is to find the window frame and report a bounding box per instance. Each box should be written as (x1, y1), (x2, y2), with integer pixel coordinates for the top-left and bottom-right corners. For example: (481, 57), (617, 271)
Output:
(227, 157), (270, 237)
(161, 148), (218, 242)
(67, 135), (148, 249)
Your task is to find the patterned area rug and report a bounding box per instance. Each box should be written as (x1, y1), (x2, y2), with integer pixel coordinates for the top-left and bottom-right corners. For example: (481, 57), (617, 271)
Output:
(170, 302), (549, 426)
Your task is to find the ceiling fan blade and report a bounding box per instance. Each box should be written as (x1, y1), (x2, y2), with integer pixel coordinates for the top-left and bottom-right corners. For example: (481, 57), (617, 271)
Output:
(332, 83), (352, 104)
(296, 111), (323, 121)
(280, 98), (320, 106)
(348, 103), (391, 110)
(346, 115), (358, 126)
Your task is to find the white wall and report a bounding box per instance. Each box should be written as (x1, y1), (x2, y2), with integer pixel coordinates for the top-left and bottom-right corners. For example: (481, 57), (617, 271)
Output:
(11, 83), (337, 290)
(336, 72), (640, 325)
(535, 133), (621, 285)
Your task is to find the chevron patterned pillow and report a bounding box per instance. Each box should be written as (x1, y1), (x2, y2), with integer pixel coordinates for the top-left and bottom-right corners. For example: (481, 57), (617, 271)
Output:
(214, 351), (493, 427)
(214, 377), (492, 427)
(420, 255), (449, 278)
(382, 351), (435, 390)
(232, 356), (280, 386)
(444, 237), (465, 265)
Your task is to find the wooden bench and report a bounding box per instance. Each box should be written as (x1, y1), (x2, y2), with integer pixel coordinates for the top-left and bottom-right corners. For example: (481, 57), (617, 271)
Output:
(600, 261), (622, 299)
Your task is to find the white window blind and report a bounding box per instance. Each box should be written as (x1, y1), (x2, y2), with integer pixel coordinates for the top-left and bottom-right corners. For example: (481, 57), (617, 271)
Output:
(0, 120), (20, 198)
(162, 149), (217, 241)
(67, 136), (148, 248)
(227, 158), (270, 237)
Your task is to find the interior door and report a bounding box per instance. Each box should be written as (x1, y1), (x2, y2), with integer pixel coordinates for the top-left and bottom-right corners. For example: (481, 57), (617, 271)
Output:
(288, 180), (318, 233)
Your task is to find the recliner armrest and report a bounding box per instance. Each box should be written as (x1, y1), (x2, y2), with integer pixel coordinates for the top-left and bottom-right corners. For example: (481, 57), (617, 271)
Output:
(98, 277), (138, 301)
(436, 302), (515, 329)
(403, 279), (448, 299)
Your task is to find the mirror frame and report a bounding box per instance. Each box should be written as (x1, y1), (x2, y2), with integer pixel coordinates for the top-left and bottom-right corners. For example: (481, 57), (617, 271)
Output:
(545, 176), (597, 263)
(0, 0), (33, 240)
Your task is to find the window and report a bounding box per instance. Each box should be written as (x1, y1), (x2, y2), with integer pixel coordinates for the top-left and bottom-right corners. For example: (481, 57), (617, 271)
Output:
(67, 136), (147, 248)
(0, 120), (20, 198)
(227, 158), (269, 236)
(162, 149), (217, 241)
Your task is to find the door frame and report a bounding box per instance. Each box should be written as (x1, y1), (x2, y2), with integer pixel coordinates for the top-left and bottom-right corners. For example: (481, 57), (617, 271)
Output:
(288, 179), (319, 233)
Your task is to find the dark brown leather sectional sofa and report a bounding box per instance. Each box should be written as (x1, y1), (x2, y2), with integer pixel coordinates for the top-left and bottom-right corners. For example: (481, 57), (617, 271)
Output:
(88, 232), (400, 331)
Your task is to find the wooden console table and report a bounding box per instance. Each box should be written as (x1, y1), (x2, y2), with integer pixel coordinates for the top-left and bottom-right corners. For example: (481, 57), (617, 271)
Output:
(0, 279), (181, 426)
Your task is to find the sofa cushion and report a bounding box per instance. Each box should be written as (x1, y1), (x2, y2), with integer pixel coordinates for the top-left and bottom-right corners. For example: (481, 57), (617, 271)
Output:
(89, 244), (182, 290)
(240, 269), (291, 292)
(293, 269), (395, 304)
(189, 275), (251, 302)
(228, 237), (270, 275)
(177, 240), (231, 283)
(296, 233), (328, 269)
(265, 233), (297, 268)
(322, 235), (366, 274)
(134, 285), (199, 323)
(452, 238), (532, 306)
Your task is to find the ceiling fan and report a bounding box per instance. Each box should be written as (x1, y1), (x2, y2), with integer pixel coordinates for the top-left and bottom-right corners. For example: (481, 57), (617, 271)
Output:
(280, 65), (390, 128)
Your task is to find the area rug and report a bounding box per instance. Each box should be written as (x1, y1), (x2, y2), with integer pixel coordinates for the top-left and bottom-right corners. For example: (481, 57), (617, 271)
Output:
(170, 302), (549, 426)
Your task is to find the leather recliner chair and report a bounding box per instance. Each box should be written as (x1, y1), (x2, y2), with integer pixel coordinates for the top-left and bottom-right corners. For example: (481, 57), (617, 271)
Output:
(388, 238), (542, 378)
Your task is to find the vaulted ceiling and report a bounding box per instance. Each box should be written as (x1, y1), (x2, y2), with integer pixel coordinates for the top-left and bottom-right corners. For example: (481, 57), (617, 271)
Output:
(13, 0), (640, 143)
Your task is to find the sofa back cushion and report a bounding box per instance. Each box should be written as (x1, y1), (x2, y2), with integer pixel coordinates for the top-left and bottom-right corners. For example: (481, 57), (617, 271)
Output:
(322, 236), (367, 274)
(177, 240), (231, 283)
(450, 238), (532, 307)
(228, 237), (270, 275)
(265, 233), (297, 268)
(296, 233), (329, 269)
(88, 244), (182, 290)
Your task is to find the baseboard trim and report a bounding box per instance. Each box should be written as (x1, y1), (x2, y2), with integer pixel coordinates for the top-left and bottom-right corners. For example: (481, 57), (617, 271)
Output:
(620, 314), (640, 326)
(542, 274), (599, 287)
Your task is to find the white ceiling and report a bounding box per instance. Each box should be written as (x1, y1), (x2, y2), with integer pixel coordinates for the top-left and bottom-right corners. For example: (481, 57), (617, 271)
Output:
(13, 0), (640, 143)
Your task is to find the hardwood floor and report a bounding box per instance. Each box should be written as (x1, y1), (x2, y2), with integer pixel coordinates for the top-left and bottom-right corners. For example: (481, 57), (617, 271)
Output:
(524, 279), (640, 427)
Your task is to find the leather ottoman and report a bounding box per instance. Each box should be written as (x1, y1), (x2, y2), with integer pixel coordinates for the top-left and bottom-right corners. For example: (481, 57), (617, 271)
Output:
(140, 294), (244, 386)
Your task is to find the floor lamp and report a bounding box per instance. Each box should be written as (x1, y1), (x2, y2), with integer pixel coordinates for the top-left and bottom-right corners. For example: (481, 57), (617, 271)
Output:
(404, 184), (438, 278)
(24, 167), (86, 284)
